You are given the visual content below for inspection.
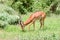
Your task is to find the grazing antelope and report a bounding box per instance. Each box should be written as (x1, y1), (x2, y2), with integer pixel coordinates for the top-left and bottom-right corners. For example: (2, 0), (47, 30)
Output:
(19, 11), (46, 31)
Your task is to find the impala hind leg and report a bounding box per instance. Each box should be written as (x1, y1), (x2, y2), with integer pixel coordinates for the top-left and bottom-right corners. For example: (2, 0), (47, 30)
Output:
(40, 18), (44, 29)
(40, 15), (46, 29)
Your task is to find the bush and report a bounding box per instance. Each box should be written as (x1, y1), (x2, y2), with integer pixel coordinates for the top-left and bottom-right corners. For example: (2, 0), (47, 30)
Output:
(0, 13), (20, 25)
(0, 20), (8, 28)
(0, 4), (20, 28)
(0, 4), (18, 15)
(0, 12), (9, 21)
(6, 15), (20, 24)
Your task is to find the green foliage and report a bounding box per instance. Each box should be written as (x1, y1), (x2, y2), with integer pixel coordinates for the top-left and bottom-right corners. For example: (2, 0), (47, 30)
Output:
(32, 0), (47, 12)
(0, 4), (18, 15)
(1, 14), (60, 40)
(9, 0), (58, 15)
(0, 4), (20, 28)
(4, 0), (33, 14)
(12, 1), (22, 11)
(0, 20), (8, 28)
(0, 0), (60, 40)
(6, 15), (20, 24)
(11, 0), (28, 14)
(0, 13), (20, 25)
(2, 0), (60, 15)
(3, 0), (13, 6)
(0, 0), (60, 28)
(55, 2), (60, 14)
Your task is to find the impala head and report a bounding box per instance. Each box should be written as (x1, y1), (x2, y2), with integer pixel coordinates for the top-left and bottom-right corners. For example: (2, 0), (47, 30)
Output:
(19, 15), (24, 30)
(19, 17), (25, 31)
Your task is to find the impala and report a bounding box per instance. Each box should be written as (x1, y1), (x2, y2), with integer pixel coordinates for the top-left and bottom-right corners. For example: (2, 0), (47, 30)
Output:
(19, 11), (46, 31)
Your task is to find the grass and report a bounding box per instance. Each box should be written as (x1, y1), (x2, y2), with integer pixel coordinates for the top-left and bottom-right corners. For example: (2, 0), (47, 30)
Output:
(0, 14), (60, 40)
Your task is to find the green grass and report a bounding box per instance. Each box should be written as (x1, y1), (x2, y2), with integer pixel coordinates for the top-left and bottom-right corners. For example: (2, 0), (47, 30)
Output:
(0, 14), (60, 40)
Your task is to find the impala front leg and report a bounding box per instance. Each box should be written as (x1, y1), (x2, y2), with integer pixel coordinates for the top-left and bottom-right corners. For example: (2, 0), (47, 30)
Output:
(28, 23), (32, 31)
(28, 20), (35, 31)
(40, 15), (46, 29)
(33, 21), (35, 30)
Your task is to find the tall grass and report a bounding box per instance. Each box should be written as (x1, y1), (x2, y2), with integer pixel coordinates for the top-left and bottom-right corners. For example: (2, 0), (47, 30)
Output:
(0, 14), (60, 40)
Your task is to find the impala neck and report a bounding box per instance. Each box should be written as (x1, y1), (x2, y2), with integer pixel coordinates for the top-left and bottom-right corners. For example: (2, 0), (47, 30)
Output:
(20, 19), (32, 27)
(23, 16), (34, 26)
(20, 15), (34, 27)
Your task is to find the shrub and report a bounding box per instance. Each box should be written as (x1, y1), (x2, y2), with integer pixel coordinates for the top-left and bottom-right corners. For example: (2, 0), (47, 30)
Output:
(0, 4), (20, 28)
(0, 20), (8, 28)
(6, 15), (20, 24)
(0, 13), (20, 25)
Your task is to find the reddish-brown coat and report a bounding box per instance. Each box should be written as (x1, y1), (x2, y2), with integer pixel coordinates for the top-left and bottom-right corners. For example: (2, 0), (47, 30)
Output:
(24, 11), (46, 26)
(20, 11), (46, 31)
